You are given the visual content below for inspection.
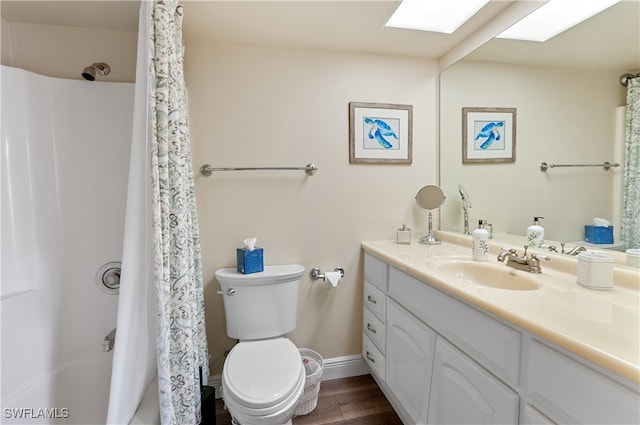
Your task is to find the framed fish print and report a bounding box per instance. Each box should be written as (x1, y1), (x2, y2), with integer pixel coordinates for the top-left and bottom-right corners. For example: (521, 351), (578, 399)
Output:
(462, 107), (516, 163)
(349, 102), (413, 164)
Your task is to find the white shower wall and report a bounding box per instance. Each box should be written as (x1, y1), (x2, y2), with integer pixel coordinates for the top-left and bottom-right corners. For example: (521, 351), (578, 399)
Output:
(1, 65), (134, 419)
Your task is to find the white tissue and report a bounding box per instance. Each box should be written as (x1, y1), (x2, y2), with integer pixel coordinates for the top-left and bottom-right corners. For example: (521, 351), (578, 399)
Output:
(243, 237), (257, 251)
(593, 217), (611, 227)
(324, 271), (342, 288)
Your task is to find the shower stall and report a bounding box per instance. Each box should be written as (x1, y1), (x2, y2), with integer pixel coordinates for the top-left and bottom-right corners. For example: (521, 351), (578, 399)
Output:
(1, 65), (134, 424)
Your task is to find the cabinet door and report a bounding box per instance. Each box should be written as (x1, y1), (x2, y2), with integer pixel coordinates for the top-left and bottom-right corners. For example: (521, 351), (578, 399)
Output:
(428, 338), (519, 425)
(386, 299), (436, 425)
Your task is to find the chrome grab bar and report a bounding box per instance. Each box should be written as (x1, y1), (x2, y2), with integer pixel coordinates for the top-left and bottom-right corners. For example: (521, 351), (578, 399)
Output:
(200, 163), (318, 176)
(539, 161), (620, 172)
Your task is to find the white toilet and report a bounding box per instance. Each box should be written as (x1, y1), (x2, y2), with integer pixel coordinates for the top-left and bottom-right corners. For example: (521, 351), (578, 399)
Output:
(215, 264), (306, 425)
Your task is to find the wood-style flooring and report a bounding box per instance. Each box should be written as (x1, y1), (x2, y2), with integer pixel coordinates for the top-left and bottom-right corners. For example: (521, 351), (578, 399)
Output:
(215, 374), (402, 425)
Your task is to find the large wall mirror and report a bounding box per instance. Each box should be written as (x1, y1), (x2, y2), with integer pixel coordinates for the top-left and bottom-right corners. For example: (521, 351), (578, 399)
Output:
(440, 1), (639, 250)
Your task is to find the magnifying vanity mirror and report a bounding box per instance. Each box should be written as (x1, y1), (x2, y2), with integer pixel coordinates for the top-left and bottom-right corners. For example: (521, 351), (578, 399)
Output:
(415, 185), (446, 245)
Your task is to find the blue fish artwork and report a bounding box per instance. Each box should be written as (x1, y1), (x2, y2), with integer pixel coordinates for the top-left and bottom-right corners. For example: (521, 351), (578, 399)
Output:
(474, 121), (504, 149)
(364, 117), (398, 149)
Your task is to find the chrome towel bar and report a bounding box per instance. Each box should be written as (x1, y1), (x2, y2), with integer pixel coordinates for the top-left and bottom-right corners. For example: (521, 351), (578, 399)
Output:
(200, 163), (318, 176)
(539, 161), (620, 172)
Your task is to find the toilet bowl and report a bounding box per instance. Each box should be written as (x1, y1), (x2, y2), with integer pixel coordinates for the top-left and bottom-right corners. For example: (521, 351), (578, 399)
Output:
(222, 339), (304, 425)
(215, 265), (306, 425)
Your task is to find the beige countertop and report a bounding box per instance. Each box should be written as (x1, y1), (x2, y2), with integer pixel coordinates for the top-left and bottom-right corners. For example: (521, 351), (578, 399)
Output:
(362, 231), (640, 385)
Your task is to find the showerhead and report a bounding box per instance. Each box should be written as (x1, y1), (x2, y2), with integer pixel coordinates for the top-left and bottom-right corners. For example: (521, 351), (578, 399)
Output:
(81, 62), (110, 81)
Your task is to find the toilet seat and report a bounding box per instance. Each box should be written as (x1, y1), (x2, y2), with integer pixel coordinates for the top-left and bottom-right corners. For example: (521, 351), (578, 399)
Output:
(222, 338), (304, 417)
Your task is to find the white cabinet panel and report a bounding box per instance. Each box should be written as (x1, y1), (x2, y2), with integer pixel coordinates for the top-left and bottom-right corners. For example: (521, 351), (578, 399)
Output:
(523, 404), (556, 425)
(364, 252), (388, 291)
(428, 337), (519, 425)
(527, 340), (640, 424)
(387, 299), (436, 425)
(388, 266), (521, 386)
(363, 335), (385, 380)
(363, 307), (385, 353)
(363, 281), (386, 322)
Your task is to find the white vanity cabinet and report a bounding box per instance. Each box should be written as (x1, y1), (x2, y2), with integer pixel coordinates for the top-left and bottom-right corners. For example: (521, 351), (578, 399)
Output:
(525, 339), (640, 424)
(361, 250), (640, 425)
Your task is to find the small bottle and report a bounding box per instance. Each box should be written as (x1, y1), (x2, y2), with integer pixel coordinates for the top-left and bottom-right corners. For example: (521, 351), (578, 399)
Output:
(397, 224), (411, 245)
(472, 219), (490, 261)
(527, 217), (545, 248)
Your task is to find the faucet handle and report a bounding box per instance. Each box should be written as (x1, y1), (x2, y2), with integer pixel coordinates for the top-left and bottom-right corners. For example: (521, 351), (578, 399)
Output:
(531, 253), (550, 262)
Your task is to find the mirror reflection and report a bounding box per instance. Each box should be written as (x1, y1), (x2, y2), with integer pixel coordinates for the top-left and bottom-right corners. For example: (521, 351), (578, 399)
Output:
(439, 1), (639, 253)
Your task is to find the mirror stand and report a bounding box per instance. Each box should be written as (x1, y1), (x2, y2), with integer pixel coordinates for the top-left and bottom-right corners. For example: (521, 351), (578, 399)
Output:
(419, 211), (441, 245)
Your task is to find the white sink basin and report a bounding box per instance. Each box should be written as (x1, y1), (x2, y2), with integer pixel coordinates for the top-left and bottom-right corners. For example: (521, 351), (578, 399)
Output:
(431, 258), (541, 291)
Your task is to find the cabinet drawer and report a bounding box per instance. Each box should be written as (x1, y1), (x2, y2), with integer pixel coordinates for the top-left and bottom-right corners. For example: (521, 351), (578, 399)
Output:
(363, 335), (385, 380)
(388, 266), (521, 386)
(527, 339), (640, 424)
(363, 308), (386, 353)
(364, 252), (388, 291)
(363, 281), (386, 322)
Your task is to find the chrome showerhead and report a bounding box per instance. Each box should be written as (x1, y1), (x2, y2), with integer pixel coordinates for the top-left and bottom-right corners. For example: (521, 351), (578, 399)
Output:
(81, 62), (110, 81)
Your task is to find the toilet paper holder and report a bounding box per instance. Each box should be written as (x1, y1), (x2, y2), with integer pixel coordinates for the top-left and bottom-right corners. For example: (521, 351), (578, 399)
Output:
(310, 267), (344, 281)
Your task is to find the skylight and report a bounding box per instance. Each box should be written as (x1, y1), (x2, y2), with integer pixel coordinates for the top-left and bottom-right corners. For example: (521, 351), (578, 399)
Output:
(384, 0), (491, 34)
(497, 0), (621, 42)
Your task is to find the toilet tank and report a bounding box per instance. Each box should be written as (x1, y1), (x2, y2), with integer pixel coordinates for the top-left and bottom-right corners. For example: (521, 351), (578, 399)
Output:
(215, 264), (305, 340)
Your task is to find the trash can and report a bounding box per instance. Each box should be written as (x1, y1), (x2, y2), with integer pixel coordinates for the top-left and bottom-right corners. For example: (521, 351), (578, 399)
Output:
(295, 348), (324, 416)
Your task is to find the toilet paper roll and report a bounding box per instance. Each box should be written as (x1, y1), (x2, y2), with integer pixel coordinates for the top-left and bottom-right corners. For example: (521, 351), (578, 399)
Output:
(324, 271), (342, 288)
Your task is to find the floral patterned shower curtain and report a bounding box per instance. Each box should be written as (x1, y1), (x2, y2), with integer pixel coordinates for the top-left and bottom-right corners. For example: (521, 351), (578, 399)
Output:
(149, 1), (209, 423)
(622, 77), (640, 249)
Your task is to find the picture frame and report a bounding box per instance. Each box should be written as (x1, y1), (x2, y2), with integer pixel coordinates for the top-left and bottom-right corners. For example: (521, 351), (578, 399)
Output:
(349, 102), (412, 164)
(462, 107), (516, 163)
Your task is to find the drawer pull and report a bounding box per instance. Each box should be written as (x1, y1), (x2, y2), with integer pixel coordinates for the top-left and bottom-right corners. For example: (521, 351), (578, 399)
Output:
(366, 351), (376, 363)
(366, 323), (377, 333)
(367, 295), (377, 304)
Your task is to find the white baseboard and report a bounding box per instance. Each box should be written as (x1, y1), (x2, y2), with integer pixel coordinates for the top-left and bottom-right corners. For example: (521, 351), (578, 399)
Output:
(321, 354), (369, 381)
(208, 354), (369, 399)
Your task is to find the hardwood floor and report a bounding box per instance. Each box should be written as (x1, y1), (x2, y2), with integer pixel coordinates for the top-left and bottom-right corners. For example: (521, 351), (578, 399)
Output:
(214, 374), (402, 425)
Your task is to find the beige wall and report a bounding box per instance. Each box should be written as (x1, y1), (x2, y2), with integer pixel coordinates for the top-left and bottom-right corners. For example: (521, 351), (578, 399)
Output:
(440, 60), (626, 243)
(1, 19), (136, 82)
(3, 17), (441, 375)
(185, 40), (439, 373)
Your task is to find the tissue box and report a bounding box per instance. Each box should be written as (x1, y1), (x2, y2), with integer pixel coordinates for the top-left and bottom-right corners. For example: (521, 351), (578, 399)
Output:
(584, 225), (614, 244)
(236, 248), (264, 274)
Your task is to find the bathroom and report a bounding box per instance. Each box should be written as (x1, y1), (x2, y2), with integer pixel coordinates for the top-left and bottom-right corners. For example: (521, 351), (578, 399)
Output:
(1, 1), (638, 424)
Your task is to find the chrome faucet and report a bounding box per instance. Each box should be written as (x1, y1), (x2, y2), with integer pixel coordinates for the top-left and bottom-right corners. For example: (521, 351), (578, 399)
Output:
(103, 328), (116, 352)
(561, 242), (588, 256)
(497, 245), (550, 274)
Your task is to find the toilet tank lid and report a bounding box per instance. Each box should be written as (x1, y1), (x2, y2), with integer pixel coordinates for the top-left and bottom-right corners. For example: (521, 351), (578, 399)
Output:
(215, 264), (305, 285)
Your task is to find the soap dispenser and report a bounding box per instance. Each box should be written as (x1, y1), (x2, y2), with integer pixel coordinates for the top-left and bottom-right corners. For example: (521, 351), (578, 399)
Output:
(527, 217), (545, 248)
(472, 219), (490, 261)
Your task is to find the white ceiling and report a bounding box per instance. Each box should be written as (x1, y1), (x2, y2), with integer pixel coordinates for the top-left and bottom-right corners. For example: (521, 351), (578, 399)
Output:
(1, 0), (638, 71)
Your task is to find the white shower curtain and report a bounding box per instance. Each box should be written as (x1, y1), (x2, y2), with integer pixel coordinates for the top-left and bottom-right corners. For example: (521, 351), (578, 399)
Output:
(107, 1), (157, 424)
(108, 1), (209, 424)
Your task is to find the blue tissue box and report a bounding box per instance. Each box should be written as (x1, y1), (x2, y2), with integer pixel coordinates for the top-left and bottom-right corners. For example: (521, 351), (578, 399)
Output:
(584, 225), (614, 244)
(236, 248), (264, 274)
